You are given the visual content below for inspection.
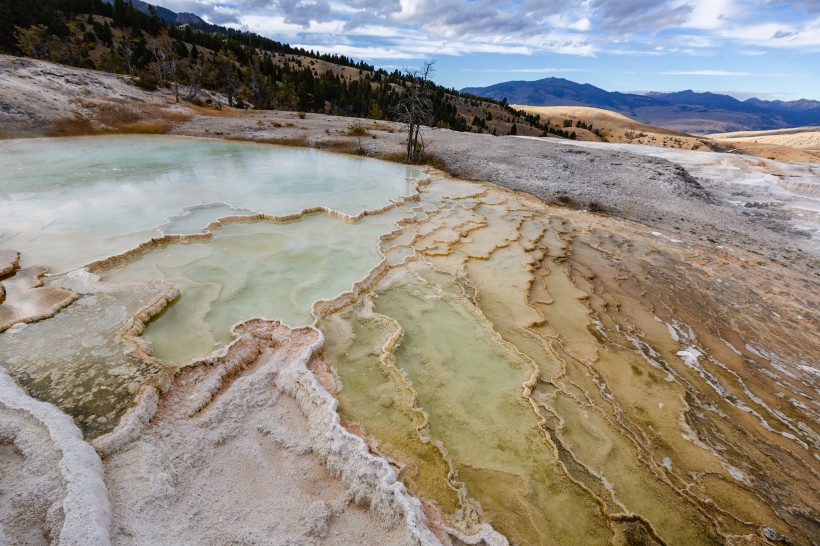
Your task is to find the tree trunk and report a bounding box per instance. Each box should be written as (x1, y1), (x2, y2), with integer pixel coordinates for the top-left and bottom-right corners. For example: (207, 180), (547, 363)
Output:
(406, 120), (415, 163)
(413, 123), (422, 159)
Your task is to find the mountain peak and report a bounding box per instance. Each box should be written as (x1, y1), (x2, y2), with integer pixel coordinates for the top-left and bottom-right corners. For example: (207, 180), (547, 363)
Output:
(102, 0), (206, 26)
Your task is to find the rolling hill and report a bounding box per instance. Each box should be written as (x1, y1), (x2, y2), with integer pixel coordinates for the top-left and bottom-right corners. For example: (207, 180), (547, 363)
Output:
(511, 105), (820, 163)
(709, 126), (820, 152)
(2, 0), (568, 141)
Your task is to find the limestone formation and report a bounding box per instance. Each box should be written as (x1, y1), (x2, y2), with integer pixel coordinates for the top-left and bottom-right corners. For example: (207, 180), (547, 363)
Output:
(0, 265), (76, 332)
(0, 137), (816, 545)
(0, 250), (19, 277)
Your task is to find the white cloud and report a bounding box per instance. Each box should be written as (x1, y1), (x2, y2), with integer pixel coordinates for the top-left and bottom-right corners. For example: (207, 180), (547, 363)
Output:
(238, 14), (345, 36)
(711, 90), (796, 100)
(292, 44), (419, 59)
(718, 17), (820, 48)
(159, 0), (820, 62)
(605, 48), (665, 55)
(681, 0), (738, 30)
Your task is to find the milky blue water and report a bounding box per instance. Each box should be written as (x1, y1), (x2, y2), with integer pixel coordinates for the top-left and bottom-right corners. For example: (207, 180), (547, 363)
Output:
(0, 135), (422, 272)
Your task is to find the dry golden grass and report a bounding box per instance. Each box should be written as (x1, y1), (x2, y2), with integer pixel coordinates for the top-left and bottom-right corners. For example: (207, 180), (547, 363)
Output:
(513, 105), (820, 162)
(49, 100), (191, 136)
(378, 151), (407, 163)
(709, 127), (820, 150)
(185, 102), (247, 118)
(377, 150), (449, 170)
(317, 137), (354, 147)
(714, 141), (820, 163)
(315, 138), (364, 155)
(345, 121), (371, 137)
(514, 105), (693, 144)
(113, 119), (177, 134)
(366, 121), (396, 133)
(233, 135), (370, 157)
(416, 151), (449, 170)
(234, 135), (310, 147)
(51, 113), (97, 136)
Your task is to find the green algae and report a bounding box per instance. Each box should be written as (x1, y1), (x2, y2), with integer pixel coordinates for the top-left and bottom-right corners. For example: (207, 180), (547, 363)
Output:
(0, 273), (171, 438)
(105, 209), (410, 365)
(368, 278), (613, 545)
(321, 302), (463, 516)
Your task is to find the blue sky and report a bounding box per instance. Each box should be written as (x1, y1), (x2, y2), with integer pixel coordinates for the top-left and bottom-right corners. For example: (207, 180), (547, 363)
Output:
(158, 0), (820, 100)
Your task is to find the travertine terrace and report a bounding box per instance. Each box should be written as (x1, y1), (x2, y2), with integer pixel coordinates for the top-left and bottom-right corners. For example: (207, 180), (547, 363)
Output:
(319, 177), (819, 545)
(0, 94), (818, 544)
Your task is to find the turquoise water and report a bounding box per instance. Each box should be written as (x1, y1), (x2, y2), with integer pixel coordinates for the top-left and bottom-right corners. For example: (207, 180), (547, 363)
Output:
(0, 135), (421, 272)
(105, 209), (409, 364)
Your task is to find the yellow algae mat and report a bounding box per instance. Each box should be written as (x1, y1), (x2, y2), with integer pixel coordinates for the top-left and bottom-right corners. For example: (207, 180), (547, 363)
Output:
(319, 178), (819, 545)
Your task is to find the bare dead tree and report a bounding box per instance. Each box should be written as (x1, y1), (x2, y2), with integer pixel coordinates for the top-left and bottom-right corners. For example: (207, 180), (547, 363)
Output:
(116, 37), (135, 77)
(153, 31), (180, 103)
(393, 60), (435, 163)
(183, 59), (206, 102)
(247, 61), (269, 109)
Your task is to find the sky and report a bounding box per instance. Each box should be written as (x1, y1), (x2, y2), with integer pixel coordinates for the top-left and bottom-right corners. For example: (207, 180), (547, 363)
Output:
(156, 0), (820, 100)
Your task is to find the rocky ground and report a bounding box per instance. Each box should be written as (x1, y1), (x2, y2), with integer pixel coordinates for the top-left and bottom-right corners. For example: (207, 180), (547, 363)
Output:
(171, 111), (818, 274)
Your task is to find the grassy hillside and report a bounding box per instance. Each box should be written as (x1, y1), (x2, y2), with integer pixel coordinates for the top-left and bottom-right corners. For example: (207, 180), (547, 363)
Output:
(709, 127), (820, 150)
(514, 105), (712, 150)
(0, 0), (577, 152)
(515, 105), (820, 162)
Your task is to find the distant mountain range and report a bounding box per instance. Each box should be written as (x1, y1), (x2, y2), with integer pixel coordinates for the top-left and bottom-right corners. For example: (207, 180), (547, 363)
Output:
(102, 0), (207, 27)
(461, 78), (820, 134)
